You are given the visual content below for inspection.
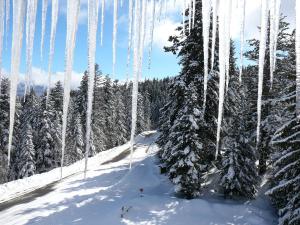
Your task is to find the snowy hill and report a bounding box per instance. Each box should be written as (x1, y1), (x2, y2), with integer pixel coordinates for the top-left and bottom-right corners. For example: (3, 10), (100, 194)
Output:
(0, 131), (277, 225)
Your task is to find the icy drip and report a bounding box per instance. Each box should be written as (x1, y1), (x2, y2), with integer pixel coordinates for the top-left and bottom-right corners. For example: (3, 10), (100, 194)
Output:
(192, 0), (196, 28)
(100, 0), (105, 45)
(158, 0), (163, 21)
(256, 0), (269, 146)
(225, 0), (232, 91)
(126, 0), (133, 83)
(202, 0), (211, 112)
(296, 0), (300, 117)
(112, 0), (118, 79)
(24, 0), (38, 100)
(84, 0), (100, 179)
(61, 0), (81, 179)
(269, 0), (275, 89)
(130, 0), (143, 169)
(210, 0), (218, 71)
(8, 0), (26, 166)
(188, 0), (192, 34)
(0, 0), (4, 93)
(273, 0), (281, 71)
(239, 0), (245, 83)
(148, 0), (156, 70)
(46, 0), (59, 105)
(216, 0), (229, 159)
(40, 0), (48, 60)
(5, 0), (9, 49)
(182, 0), (186, 37)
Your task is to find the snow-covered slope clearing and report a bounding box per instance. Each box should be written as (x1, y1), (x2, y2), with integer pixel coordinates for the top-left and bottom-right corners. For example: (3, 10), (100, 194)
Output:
(0, 131), (277, 225)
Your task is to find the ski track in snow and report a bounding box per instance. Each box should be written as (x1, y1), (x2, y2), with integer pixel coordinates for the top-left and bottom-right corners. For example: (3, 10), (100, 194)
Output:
(0, 131), (277, 225)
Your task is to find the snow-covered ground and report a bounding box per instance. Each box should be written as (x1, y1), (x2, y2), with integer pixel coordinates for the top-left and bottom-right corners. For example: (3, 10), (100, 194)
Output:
(0, 131), (277, 225)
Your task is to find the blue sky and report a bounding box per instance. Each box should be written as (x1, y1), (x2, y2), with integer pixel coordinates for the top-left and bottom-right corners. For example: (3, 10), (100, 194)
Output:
(2, 0), (296, 87)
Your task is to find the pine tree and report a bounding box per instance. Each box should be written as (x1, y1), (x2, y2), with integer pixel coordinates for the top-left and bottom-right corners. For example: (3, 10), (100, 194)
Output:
(17, 124), (35, 179)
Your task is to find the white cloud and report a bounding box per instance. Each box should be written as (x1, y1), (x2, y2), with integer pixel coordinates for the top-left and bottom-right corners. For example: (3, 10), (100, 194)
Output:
(14, 68), (83, 89)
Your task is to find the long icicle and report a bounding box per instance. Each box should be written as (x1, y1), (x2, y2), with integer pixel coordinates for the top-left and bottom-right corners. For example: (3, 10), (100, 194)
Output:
(216, 0), (229, 159)
(100, 0), (105, 45)
(24, 0), (38, 100)
(112, 0), (118, 79)
(61, 0), (81, 179)
(192, 0), (196, 28)
(225, 0), (232, 91)
(148, 0), (156, 70)
(272, 0), (281, 84)
(40, 0), (48, 60)
(46, 0), (59, 105)
(182, 0), (186, 37)
(84, 0), (100, 179)
(5, 0), (9, 49)
(269, 0), (276, 89)
(129, 0), (142, 169)
(256, 0), (269, 147)
(8, 0), (26, 166)
(202, 0), (211, 112)
(126, 0), (133, 83)
(0, 0), (5, 94)
(188, 0), (192, 34)
(239, 0), (246, 83)
(210, 0), (218, 71)
(296, 0), (300, 117)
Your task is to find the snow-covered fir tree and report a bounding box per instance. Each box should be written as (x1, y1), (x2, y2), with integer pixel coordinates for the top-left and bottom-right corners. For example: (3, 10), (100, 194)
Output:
(17, 124), (35, 179)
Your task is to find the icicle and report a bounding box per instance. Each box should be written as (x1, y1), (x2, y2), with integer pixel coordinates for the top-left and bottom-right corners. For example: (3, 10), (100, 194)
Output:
(61, 0), (81, 179)
(202, 0), (211, 112)
(46, 0), (59, 105)
(210, 0), (218, 71)
(188, 0), (192, 34)
(121, 0), (123, 8)
(192, 0), (196, 28)
(182, 0), (186, 37)
(112, 0), (118, 79)
(24, 0), (38, 100)
(100, 0), (105, 45)
(130, 0), (145, 169)
(225, 0), (232, 91)
(84, 0), (99, 179)
(8, 0), (26, 166)
(239, 0), (245, 83)
(158, 0), (163, 21)
(40, 0), (48, 60)
(126, 0), (133, 83)
(296, 0), (300, 117)
(0, 0), (5, 93)
(269, 0), (276, 89)
(5, 0), (9, 49)
(216, 0), (229, 159)
(148, 0), (156, 70)
(273, 0), (281, 70)
(256, 0), (269, 146)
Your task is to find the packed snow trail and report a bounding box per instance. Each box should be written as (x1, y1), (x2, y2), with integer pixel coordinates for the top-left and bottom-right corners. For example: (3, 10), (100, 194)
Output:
(0, 131), (276, 225)
(84, 0), (100, 179)
(202, 0), (211, 111)
(40, 0), (48, 60)
(61, 0), (81, 179)
(46, 0), (59, 104)
(296, 0), (300, 117)
(257, 0), (269, 145)
(24, 0), (38, 100)
(8, 0), (26, 166)
(0, 0), (4, 93)
(239, 0), (245, 83)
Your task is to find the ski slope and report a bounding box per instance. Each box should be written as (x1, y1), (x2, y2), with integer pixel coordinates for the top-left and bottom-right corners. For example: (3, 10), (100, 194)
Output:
(0, 131), (277, 225)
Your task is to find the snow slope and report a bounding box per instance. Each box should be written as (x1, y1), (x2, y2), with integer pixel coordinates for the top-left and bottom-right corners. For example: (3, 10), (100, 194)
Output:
(0, 131), (277, 225)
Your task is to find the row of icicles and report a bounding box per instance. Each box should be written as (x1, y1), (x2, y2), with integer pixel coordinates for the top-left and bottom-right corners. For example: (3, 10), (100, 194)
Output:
(2, 0), (299, 179)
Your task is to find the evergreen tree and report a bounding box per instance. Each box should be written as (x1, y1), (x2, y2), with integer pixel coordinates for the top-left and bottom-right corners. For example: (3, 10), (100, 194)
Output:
(17, 124), (35, 179)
